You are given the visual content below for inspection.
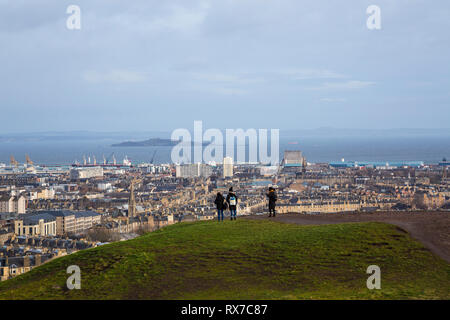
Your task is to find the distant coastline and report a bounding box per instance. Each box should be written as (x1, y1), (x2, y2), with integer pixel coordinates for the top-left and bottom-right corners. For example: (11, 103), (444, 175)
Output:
(0, 133), (448, 165)
(112, 138), (179, 147)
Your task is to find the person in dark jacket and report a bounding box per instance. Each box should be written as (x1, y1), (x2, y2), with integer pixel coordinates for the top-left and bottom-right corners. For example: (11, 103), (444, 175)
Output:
(226, 187), (238, 220)
(214, 192), (225, 221)
(266, 187), (277, 217)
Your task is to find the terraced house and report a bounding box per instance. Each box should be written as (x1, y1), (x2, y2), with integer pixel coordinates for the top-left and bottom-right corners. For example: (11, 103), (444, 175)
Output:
(14, 210), (101, 236)
(0, 193), (26, 214)
(46, 210), (101, 235)
(0, 254), (52, 281)
(14, 213), (57, 236)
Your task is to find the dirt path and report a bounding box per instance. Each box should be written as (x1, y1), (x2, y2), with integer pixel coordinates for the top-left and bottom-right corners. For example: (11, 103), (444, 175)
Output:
(245, 211), (450, 263)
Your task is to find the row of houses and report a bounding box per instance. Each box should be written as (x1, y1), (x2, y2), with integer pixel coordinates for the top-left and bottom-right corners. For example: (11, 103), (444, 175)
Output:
(0, 254), (53, 281)
(13, 210), (102, 237)
(0, 193), (26, 214)
(276, 200), (394, 214)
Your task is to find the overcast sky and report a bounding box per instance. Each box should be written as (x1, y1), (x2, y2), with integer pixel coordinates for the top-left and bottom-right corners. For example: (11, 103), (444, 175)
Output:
(0, 0), (449, 133)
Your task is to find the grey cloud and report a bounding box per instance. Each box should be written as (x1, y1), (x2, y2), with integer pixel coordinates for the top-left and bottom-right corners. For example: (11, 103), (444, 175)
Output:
(0, 0), (449, 131)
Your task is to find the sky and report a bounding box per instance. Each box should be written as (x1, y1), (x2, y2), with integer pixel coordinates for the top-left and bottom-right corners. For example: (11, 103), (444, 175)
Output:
(0, 0), (449, 133)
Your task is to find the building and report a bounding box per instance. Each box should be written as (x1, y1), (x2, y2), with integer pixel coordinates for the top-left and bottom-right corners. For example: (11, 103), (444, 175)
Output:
(176, 163), (213, 178)
(44, 210), (101, 235)
(277, 201), (370, 214)
(13, 210), (101, 236)
(176, 164), (198, 178)
(260, 166), (279, 176)
(49, 211), (76, 235)
(329, 160), (424, 169)
(70, 211), (102, 233)
(70, 167), (104, 180)
(0, 193), (26, 214)
(128, 182), (136, 218)
(14, 213), (57, 236)
(223, 157), (233, 178)
(1, 254), (52, 281)
(0, 230), (13, 246)
(200, 164), (213, 178)
(0, 256), (33, 281)
(97, 182), (112, 191)
(283, 151), (304, 167)
(28, 188), (55, 200)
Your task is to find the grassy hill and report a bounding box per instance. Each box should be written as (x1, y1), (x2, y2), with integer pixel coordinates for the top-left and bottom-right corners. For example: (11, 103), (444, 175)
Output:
(0, 220), (449, 299)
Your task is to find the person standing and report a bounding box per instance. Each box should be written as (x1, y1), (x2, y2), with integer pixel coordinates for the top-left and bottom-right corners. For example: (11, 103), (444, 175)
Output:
(226, 187), (238, 220)
(266, 187), (277, 217)
(214, 192), (225, 222)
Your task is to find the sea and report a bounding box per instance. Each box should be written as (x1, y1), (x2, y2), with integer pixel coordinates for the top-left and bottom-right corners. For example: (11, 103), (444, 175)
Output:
(0, 133), (449, 165)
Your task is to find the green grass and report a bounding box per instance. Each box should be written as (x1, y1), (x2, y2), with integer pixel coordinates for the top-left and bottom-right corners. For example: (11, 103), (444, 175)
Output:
(0, 220), (449, 299)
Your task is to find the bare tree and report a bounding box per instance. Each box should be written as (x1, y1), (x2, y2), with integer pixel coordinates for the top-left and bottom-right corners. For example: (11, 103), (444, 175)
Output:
(86, 228), (120, 242)
(413, 192), (427, 210)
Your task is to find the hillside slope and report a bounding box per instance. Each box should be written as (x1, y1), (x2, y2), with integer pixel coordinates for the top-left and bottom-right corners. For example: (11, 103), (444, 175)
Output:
(0, 220), (449, 299)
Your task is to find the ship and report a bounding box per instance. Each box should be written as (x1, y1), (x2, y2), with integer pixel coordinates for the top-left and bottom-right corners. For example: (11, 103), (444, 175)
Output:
(72, 155), (133, 168)
(123, 155), (132, 167)
(439, 158), (450, 166)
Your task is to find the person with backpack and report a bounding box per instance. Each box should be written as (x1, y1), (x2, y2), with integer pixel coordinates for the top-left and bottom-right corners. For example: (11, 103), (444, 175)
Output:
(266, 186), (277, 217)
(226, 187), (238, 220)
(214, 192), (226, 222)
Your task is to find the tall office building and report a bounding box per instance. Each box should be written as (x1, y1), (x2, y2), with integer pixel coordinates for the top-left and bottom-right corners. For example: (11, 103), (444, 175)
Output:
(70, 167), (103, 180)
(0, 193), (26, 214)
(223, 157), (233, 178)
(176, 163), (213, 178)
(283, 151), (304, 167)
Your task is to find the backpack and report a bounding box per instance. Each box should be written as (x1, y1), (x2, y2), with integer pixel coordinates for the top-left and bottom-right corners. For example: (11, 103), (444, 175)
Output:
(229, 195), (236, 206)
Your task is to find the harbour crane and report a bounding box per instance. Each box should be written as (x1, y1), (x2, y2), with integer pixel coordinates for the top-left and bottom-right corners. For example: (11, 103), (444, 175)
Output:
(106, 152), (115, 164)
(10, 155), (19, 167)
(25, 154), (33, 165)
(150, 150), (157, 164)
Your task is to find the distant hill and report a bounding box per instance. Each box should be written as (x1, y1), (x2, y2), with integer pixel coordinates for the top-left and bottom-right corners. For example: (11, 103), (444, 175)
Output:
(0, 220), (448, 299)
(112, 138), (179, 147)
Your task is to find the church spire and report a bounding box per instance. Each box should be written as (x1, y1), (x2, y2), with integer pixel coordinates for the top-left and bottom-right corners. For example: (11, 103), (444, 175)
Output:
(128, 180), (136, 218)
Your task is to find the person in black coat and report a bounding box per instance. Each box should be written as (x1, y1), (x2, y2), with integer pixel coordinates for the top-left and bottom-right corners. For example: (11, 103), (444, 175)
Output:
(266, 187), (277, 217)
(226, 187), (238, 220)
(214, 192), (225, 221)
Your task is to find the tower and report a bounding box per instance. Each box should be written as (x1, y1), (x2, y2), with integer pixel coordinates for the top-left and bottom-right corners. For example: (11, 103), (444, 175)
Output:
(10, 155), (18, 167)
(302, 157), (307, 175)
(223, 157), (233, 178)
(128, 180), (136, 218)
